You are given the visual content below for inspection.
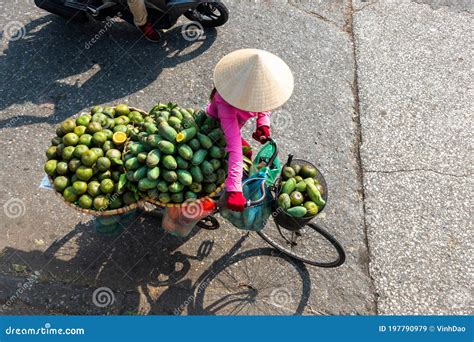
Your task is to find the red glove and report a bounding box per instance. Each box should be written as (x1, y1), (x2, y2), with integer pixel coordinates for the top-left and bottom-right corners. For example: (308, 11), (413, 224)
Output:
(252, 126), (270, 144)
(227, 191), (246, 212)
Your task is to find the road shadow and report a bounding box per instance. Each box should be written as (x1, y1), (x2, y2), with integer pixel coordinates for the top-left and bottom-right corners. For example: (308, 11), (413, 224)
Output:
(0, 212), (311, 315)
(0, 14), (217, 129)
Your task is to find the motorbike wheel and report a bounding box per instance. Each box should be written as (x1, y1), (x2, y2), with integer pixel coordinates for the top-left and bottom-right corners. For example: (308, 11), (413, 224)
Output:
(184, 2), (229, 28)
(34, 0), (87, 21)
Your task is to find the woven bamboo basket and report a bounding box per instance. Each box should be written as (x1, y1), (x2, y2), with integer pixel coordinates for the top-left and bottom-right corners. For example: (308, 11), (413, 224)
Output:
(48, 106), (148, 217)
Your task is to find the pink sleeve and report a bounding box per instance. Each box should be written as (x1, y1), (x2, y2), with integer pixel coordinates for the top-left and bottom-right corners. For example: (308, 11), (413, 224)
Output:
(256, 111), (271, 127)
(206, 97), (218, 118)
(219, 107), (243, 193)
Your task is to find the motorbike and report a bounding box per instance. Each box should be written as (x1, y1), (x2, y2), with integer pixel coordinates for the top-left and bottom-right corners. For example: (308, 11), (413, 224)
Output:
(34, 0), (229, 30)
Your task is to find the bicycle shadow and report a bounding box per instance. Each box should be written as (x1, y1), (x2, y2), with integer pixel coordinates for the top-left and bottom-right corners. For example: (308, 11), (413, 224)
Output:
(0, 14), (217, 129)
(1, 213), (311, 315)
(150, 235), (312, 315)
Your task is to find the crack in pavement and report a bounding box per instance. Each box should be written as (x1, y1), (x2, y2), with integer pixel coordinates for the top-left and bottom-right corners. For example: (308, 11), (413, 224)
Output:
(287, 0), (344, 31)
(345, 0), (379, 314)
(363, 168), (473, 178)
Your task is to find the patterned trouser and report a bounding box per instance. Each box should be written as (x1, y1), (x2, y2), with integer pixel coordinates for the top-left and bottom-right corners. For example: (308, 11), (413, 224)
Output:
(127, 0), (147, 26)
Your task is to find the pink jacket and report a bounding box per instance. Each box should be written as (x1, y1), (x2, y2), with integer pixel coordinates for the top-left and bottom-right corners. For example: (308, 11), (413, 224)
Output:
(206, 92), (271, 192)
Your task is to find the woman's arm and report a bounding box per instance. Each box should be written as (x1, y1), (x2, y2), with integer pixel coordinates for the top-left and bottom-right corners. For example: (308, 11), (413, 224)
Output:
(256, 111), (271, 127)
(220, 109), (243, 192)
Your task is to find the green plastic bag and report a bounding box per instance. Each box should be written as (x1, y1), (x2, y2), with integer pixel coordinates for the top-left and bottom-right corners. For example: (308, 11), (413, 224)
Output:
(220, 140), (281, 231)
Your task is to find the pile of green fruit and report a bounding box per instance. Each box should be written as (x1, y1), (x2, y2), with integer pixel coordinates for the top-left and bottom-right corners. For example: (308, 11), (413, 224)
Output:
(43, 104), (141, 211)
(277, 164), (326, 218)
(123, 102), (228, 204)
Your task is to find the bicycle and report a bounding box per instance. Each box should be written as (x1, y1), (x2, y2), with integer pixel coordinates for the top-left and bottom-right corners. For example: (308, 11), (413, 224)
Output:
(195, 138), (346, 268)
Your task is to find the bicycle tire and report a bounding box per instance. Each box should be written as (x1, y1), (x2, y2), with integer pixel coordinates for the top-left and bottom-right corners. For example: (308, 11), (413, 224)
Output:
(257, 221), (345, 268)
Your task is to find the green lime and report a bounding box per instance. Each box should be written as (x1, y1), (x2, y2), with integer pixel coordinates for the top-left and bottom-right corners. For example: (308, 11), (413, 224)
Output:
(46, 146), (58, 160)
(92, 131), (107, 147)
(90, 147), (104, 158)
(103, 106), (116, 118)
(102, 140), (115, 152)
(62, 146), (75, 161)
(100, 179), (115, 194)
(56, 126), (65, 137)
(122, 192), (136, 205)
(109, 196), (123, 209)
(51, 136), (62, 146)
(87, 181), (101, 197)
(78, 194), (93, 209)
(56, 143), (65, 156)
(68, 158), (82, 172)
(63, 186), (78, 203)
(76, 114), (91, 126)
(113, 124), (128, 134)
(74, 125), (87, 136)
(79, 134), (93, 147)
(96, 157), (111, 172)
(105, 118), (115, 129)
(102, 129), (113, 140)
(92, 112), (107, 123)
(56, 161), (69, 175)
(63, 133), (79, 146)
(72, 181), (88, 195)
(115, 104), (130, 116)
(86, 122), (102, 134)
(91, 105), (104, 114)
(70, 174), (78, 184)
(81, 149), (98, 166)
(128, 111), (143, 123)
(98, 171), (112, 182)
(53, 176), (69, 192)
(76, 165), (93, 181)
(60, 119), (76, 134)
(111, 170), (121, 182)
(113, 115), (130, 126)
(44, 160), (57, 176)
(73, 144), (89, 158)
(93, 195), (109, 210)
(105, 149), (121, 160)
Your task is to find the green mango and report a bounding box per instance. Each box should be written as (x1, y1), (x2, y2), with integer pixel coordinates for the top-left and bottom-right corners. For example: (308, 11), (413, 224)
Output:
(277, 193), (291, 209)
(178, 144), (194, 161)
(191, 149), (208, 166)
(281, 178), (296, 194)
(307, 183), (326, 207)
(157, 140), (175, 155)
(177, 170), (193, 186)
(146, 149), (161, 168)
(286, 206), (307, 218)
(162, 155), (177, 170)
(147, 167), (160, 180)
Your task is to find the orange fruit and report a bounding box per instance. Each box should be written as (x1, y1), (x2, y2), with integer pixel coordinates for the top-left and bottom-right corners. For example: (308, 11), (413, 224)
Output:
(112, 131), (127, 145)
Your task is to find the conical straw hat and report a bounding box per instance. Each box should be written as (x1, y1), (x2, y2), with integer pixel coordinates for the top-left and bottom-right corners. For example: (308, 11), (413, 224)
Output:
(213, 49), (294, 112)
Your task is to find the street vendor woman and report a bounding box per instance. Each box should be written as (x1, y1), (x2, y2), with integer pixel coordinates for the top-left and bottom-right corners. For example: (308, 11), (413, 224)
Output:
(206, 49), (294, 212)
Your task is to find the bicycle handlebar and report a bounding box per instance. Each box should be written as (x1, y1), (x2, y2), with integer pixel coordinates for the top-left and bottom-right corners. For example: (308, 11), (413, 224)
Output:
(244, 179), (268, 208)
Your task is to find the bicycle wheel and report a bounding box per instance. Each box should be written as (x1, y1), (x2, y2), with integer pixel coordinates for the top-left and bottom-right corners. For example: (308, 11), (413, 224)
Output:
(188, 248), (310, 315)
(258, 218), (345, 267)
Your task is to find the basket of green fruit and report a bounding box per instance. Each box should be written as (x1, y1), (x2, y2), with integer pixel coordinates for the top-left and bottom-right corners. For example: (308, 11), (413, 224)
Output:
(274, 158), (327, 231)
(43, 104), (147, 216)
(122, 102), (227, 207)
